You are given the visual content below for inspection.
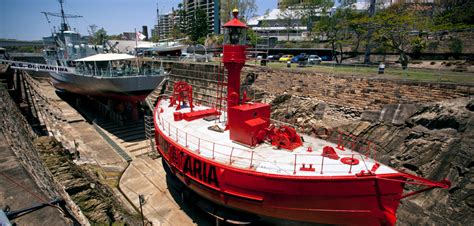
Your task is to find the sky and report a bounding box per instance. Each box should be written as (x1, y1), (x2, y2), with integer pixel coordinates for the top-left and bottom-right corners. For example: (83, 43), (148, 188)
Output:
(0, 0), (278, 41)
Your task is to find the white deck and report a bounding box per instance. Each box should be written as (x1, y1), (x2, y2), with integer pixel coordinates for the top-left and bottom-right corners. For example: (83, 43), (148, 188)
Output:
(155, 99), (398, 177)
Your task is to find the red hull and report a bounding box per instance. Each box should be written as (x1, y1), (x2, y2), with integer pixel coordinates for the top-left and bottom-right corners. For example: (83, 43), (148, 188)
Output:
(154, 105), (406, 225)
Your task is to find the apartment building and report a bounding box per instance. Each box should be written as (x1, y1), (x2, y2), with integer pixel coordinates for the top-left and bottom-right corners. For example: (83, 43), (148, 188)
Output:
(152, 9), (180, 40)
(152, 0), (220, 40)
(184, 0), (220, 35)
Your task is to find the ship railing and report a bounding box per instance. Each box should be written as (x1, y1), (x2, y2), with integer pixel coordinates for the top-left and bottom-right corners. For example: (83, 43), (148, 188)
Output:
(76, 66), (163, 77)
(157, 112), (375, 176)
(269, 118), (378, 159)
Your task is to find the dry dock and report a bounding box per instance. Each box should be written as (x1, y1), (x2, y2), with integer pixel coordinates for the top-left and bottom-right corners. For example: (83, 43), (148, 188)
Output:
(1, 71), (200, 225)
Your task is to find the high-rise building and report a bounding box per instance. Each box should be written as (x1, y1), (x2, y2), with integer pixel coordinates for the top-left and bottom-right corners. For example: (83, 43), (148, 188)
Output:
(154, 9), (180, 40)
(152, 0), (221, 41)
(184, 0), (220, 35)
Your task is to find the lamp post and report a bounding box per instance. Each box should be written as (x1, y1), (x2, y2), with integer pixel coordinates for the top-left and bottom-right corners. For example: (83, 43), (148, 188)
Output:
(139, 194), (145, 226)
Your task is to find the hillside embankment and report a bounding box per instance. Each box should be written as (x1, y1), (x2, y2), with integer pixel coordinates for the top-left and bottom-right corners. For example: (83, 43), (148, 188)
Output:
(251, 67), (473, 225)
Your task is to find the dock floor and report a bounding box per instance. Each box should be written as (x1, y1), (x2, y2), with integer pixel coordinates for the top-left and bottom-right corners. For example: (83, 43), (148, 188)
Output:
(0, 131), (69, 225)
(120, 157), (196, 226)
(25, 75), (200, 225)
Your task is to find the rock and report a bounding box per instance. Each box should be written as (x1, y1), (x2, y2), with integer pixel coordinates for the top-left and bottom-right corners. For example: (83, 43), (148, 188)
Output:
(297, 117), (304, 123)
(271, 93), (292, 106)
(336, 97), (474, 225)
(243, 72), (258, 86)
(361, 111), (380, 122)
(466, 194), (474, 208)
(313, 102), (326, 120)
(408, 99), (472, 132)
(466, 99), (474, 111)
(34, 137), (141, 225)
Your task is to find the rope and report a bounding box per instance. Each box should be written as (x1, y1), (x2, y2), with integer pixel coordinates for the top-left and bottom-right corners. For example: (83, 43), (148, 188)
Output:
(377, 176), (436, 186)
(0, 171), (60, 210)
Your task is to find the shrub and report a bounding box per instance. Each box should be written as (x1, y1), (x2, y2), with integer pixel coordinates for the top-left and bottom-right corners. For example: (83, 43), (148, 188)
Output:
(448, 38), (463, 59)
(427, 41), (440, 52)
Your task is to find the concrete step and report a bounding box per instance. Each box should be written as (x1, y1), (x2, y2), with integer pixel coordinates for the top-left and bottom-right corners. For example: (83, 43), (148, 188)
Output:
(128, 143), (149, 153)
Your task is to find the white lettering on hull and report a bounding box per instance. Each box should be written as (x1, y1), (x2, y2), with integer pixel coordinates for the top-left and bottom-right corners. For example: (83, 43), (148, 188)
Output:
(0, 59), (74, 74)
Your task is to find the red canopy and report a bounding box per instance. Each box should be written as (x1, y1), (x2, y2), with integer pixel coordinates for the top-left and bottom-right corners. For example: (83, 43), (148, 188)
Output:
(223, 9), (248, 29)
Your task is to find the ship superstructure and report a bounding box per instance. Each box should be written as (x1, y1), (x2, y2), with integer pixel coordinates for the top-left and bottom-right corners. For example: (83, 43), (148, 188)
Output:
(39, 0), (165, 101)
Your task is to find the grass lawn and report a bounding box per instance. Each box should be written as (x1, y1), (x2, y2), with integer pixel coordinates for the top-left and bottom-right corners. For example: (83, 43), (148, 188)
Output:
(262, 61), (474, 85)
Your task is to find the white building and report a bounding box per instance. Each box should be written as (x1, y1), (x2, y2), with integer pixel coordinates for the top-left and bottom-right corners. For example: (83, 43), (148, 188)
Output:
(248, 9), (308, 41)
(355, 0), (435, 10)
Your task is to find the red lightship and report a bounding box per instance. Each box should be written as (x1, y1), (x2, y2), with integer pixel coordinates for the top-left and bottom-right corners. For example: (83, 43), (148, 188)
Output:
(153, 9), (450, 225)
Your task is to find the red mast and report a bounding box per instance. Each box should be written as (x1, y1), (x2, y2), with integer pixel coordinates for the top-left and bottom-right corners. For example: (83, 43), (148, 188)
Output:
(223, 10), (271, 147)
(222, 9), (302, 149)
(222, 9), (248, 109)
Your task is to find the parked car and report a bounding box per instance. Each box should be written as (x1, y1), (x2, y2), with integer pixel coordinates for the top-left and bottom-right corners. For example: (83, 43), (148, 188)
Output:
(320, 55), (331, 61)
(308, 55), (322, 65)
(279, 54), (294, 62)
(268, 53), (283, 61)
(180, 53), (209, 62)
(291, 53), (308, 63)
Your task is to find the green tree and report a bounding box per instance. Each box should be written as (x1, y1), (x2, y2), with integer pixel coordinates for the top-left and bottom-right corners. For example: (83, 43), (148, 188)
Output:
(150, 35), (160, 43)
(313, 6), (356, 64)
(432, 1), (474, 31)
(278, 8), (296, 41)
(247, 29), (259, 47)
(363, 0), (376, 64)
(411, 35), (426, 60)
(205, 34), (223, 47)
(346, 11), (369, 54)
(448, 37), (463, 59)
(260, 9), (271, 52)
(177, 3), (188, 35)
(189, 8), (209, 43)
(91, 27), (107, 45)
(427, 41), (439, 52)
(279, 0), (334, 35)
(221, 0), (258, 22)
(170, 24), (186, 40)
(371, 4), (427, 68)
(107, 34), (121, 40)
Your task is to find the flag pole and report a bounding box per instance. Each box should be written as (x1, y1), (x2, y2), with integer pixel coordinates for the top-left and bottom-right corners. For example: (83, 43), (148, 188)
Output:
(135, 28), (140, 73)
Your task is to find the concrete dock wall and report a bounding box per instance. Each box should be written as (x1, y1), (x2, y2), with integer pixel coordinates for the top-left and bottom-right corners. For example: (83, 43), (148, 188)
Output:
(0, 83), (90, 225)
(166, 62), (227, 107)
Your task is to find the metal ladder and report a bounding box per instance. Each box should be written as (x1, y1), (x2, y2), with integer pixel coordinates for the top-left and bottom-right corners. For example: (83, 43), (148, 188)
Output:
(214, 65), (226, 118)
